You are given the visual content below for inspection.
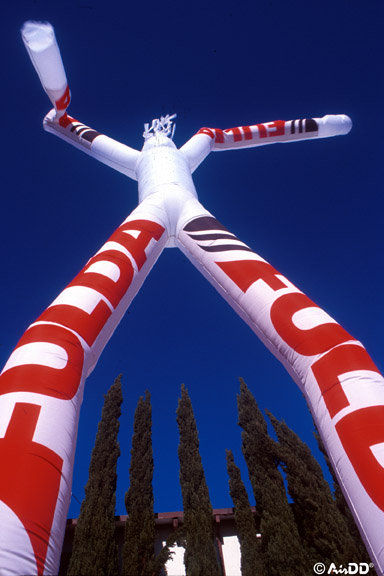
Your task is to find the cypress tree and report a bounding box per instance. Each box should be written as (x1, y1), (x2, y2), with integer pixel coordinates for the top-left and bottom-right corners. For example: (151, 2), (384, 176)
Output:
(313, 428), (370, 563)
(226, 449), (262, 576)
(176, 384), (221, 576)
(122, 390), (171, 576)
(67, 375), (123, 576)
(237, 378), (309, 576)
(267, 411), (359, 567)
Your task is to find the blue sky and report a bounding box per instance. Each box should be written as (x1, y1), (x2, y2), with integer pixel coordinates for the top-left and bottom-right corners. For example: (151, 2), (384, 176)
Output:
(2, 1), (383, 519)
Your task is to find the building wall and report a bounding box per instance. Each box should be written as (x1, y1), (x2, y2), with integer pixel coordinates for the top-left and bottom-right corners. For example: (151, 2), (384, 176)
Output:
(222, 534), (243, 576)
(163, 544), (186, 576)
(60, 508), (256, 576)
(160, 518), (243, 576)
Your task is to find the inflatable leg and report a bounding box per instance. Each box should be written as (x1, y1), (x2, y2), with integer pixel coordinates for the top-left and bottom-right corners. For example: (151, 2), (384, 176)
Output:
(0, 204), (167, 575)
(177, 213), (384, 574)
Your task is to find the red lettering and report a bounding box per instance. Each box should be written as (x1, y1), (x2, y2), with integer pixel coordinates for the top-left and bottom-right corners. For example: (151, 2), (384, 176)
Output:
(0, 403), (63, 575)
(336, 406), (384, 512)
(312, 344), (380, 418)
(257, 120), (285, 139)
(110, 220), (165, 270)
(268, 120), (285, 136)
(213, 129), (225, 144)
(36, 221), (164, 346)
(0, 324), (84, 399)
(69, 249), (134, 308)
(218, 259), (287, 293)
(39, 249), (135, 346)
(224, 127), (242, 142)
(242, 126), (253, 140)
(270, 293), (351, 356)
(257, 123), (267, 138)
(38, 300), (111, 348)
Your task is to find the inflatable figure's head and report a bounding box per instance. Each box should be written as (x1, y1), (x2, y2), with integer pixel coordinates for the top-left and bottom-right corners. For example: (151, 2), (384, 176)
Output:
(143, 114), (176, 141)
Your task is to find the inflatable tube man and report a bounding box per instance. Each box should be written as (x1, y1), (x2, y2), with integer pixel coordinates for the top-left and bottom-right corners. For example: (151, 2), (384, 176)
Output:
(0, 20), (383, 575)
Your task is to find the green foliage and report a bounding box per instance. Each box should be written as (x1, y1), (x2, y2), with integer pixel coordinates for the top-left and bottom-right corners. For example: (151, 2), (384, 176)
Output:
(176, 384), (221, 576)
(226, 449), (262, 576)
(237, 379), (310, 576)
(268, 411), (359, 567)
(122, 390), (172, 576)
(67, 375), (123, 576)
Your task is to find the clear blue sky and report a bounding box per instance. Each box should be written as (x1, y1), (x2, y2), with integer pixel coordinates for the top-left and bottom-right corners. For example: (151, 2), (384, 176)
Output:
(2, 1), (383, 519)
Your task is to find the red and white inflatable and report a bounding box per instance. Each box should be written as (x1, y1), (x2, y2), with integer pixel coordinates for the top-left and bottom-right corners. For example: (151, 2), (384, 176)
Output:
(0, 20), (381, 575)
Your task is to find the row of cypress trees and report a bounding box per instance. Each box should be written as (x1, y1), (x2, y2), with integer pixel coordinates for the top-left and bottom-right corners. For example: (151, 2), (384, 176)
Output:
(62, 375), (370, 576)
(233, 379), (370, 576)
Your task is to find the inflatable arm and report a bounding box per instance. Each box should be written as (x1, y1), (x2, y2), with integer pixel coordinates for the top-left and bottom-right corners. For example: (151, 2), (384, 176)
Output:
(43, 111), (140, 180)
(176, 213), (384, 573)
(181, 114), (352, 172)
(21, 21), (139, 180)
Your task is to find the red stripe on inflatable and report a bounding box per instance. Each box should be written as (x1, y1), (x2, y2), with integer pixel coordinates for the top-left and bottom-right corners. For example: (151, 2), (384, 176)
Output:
(55, 85), (70, 111)
(196, 127), (215, 139)
(242, 125), (253, 140)
(58, 113), (76, 128)
(230, 127), (242, 142)
(214, 129), (225, 144)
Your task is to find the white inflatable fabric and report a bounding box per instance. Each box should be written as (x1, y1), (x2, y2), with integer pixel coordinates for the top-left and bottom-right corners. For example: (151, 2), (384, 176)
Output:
(2, 19), (380, 575)
(21, 21), (70, 114)
(43, 110), (140, 180)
